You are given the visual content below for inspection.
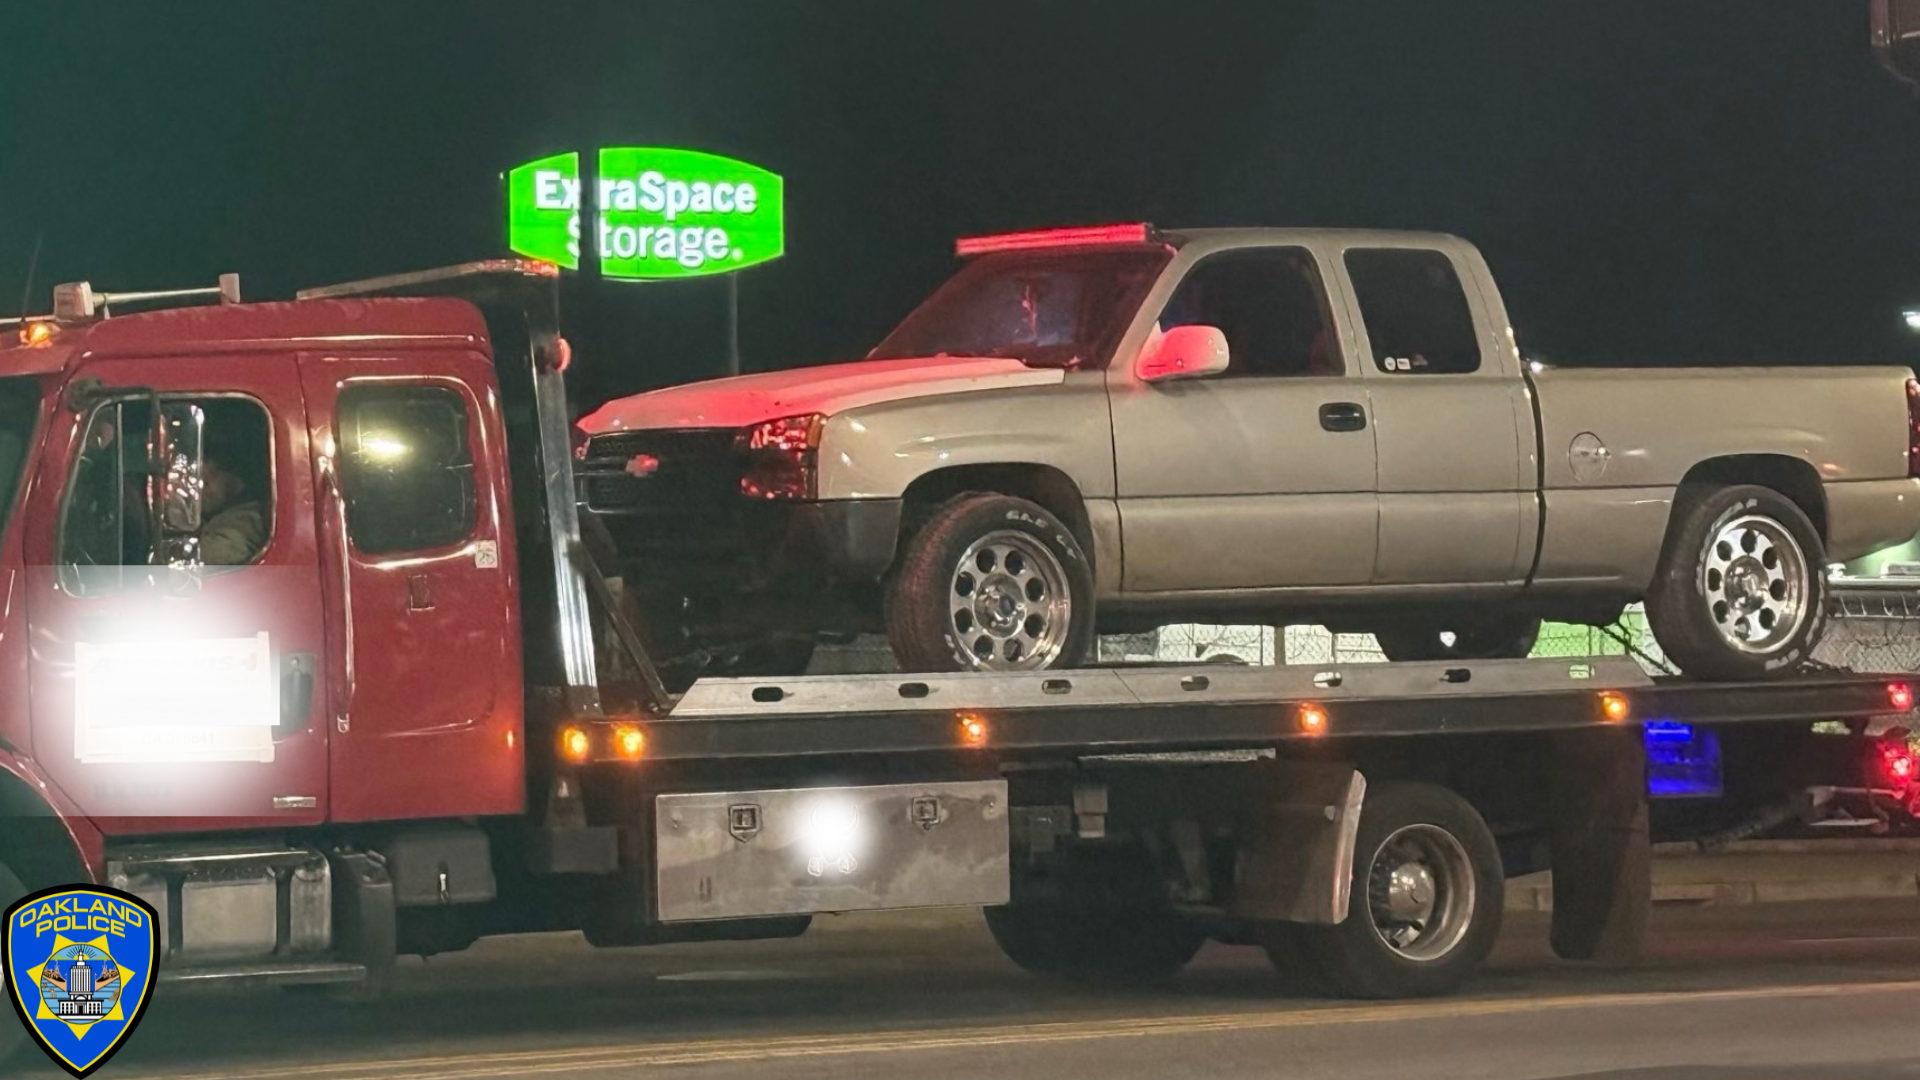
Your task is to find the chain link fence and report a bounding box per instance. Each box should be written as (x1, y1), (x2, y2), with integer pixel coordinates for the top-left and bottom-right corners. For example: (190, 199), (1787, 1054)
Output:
(813, 603), (1920, 677)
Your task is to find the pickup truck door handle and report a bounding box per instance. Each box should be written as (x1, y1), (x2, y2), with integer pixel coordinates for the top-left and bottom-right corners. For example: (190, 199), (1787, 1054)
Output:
(1319, 402), (1368, 433)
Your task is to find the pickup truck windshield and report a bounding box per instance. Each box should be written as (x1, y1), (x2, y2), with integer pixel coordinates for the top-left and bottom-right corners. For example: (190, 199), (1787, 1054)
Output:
(0, 377), (40, 543)
(870, 248), (1172, 368)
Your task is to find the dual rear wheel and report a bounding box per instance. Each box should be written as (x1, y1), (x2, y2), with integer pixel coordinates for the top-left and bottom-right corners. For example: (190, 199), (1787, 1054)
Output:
(985, 783), (1505, 1000)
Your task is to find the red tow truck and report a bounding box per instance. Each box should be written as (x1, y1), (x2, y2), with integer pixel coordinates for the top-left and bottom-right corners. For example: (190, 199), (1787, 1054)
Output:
(0, 262), (1915, 1064)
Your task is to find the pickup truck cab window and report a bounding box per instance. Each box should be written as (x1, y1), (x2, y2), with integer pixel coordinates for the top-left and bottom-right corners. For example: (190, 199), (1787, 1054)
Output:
(337, 385), (477, 555)
(1345, 248), (1483, 375)
(869, 247), (1170, 369)
(1156, 247), (1343, 378)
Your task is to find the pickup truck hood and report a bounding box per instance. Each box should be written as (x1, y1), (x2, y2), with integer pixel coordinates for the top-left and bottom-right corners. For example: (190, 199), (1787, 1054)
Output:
(579, 356), (1066, 433)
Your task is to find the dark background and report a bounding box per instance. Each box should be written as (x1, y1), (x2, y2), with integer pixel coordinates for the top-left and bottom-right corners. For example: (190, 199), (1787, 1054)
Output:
(4, 1), (1918, 411)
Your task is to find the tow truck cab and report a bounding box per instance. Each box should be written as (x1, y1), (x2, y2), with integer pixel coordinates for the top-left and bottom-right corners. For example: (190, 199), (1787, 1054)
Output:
(0, 265), (610, 982)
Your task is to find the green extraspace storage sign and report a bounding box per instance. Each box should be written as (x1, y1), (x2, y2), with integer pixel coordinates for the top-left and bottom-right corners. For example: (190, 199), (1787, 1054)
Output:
(506, 148), (785, 280)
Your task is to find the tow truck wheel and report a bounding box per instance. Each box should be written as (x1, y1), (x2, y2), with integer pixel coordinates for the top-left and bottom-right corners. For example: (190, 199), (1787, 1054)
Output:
(1298, 782), (1504, 999)
(1373, 616), (1541, 663)
(887, 494), (1095, 673)
(984, 902), (1204, 982)
(0, 860), (27, 1067)
(1646, 484), (1827, 681)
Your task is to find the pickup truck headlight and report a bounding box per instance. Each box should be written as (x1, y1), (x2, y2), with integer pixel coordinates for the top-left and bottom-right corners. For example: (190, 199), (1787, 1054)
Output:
(736, 414), (824, 500)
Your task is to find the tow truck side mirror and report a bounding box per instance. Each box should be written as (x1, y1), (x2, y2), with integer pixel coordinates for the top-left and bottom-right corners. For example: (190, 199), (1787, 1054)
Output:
(1137, 324), (1231, 383)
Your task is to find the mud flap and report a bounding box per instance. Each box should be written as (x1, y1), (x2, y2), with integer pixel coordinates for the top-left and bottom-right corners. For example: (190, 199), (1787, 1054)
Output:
(1228, 761), (1367, 924)
(1547, 726), (1651, 962)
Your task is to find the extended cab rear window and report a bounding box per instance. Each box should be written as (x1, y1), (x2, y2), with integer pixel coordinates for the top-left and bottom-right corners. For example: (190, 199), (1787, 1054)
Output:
(1344, 248), (1482, 375)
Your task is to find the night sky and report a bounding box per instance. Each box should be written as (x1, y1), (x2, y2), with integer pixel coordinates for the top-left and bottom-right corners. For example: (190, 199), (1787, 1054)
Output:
(4, 1), (1918, 412)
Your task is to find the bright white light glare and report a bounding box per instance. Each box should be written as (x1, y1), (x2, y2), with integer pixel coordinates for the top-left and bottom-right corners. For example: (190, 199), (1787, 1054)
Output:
(359, 434), (411, 463)
(75, 632), (277, 766)
(797, 796), (868, 879)
(1903, 308), (1920, 333)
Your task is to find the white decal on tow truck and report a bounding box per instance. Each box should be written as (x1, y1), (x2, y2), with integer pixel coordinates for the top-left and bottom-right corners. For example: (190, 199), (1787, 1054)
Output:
(74, 632), (277, 764)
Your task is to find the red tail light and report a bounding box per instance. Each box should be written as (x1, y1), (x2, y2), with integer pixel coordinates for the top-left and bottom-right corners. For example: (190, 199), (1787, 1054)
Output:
(1907, 377), (1920, 477)
(1890, 682), (1915, 711)
(737, 414), (824, 499)
(1879, 736), (1917, 790)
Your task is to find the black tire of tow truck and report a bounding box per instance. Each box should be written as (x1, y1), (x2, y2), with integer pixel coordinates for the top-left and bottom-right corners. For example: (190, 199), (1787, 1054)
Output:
(1373, 616), (1541, 663)
(1644, 484), (1828, 682)
(1296, 783), (1504, 999)
(1, 860), (28, 1068)
(1254, 920), (1335, 996)
(886, 494), (1095, 672)
(984, 903), (1205, 983)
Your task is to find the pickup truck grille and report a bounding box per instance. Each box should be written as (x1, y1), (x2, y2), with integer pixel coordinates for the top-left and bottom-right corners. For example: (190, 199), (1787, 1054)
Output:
(579, 429), (745, 514)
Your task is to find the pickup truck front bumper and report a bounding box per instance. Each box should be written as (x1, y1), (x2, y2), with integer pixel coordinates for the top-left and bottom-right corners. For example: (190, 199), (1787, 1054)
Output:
(578, 457), (902, 588)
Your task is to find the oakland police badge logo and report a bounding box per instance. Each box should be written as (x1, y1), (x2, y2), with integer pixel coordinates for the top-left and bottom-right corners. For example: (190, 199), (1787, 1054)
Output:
(5, 886), (159, 1078)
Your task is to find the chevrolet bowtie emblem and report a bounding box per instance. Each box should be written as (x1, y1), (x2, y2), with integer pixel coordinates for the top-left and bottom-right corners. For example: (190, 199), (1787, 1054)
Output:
(624, 453), (661, 479)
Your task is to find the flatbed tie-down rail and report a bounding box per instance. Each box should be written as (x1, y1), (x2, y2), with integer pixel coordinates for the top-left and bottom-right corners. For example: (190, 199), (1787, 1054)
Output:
(596, 658), (1917, 763)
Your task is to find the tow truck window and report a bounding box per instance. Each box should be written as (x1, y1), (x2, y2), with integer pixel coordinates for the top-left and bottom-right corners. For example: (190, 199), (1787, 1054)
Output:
(58, 396), (274, 594)
(1345, 248), (1483, 375)
(1156, 248), (1343, 377)
(337, 385), (476, 555)
(0, 378), (41, 544)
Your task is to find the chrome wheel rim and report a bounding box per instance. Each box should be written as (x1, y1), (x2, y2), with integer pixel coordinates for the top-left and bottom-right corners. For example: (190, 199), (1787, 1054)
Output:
(1364, 824), (1475, 963)
(949, 530), (1072, 670)
(1699, 513), (1808, 655)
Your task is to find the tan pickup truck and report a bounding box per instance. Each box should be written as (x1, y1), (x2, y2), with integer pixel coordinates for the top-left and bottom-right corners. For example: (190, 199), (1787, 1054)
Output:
(577, 224), (1920, 681)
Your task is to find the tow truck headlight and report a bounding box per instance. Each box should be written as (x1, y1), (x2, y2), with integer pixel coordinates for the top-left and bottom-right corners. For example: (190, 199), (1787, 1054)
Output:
(737, 414), (824, 500)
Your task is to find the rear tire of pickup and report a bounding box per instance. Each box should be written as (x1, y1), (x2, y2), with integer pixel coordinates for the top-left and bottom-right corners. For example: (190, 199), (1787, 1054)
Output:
(1373, 616), (1541, 662)
(1291, 782), (1504, 999)
(0, 860), (28, 1068)
(1645, 484), (1827, 681)
(887, 494), (1095, 672)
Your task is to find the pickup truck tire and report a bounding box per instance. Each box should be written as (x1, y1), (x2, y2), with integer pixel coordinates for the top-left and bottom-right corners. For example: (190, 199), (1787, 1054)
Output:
(1373, 617), (1541, 662)
(1646, 484), (1828, 681)
(887, 494), (1094, 672)
(0, 860), (27, 1068)
(1295, 782), (1504, 999)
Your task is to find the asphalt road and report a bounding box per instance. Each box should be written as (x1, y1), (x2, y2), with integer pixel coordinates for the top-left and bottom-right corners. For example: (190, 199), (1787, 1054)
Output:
(31, 899), (1920, 1080)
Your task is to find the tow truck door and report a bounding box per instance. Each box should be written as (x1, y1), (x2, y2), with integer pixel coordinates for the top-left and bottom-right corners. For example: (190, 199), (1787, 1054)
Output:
(22, 353), (332, 831)
(298, 349), (524, 824)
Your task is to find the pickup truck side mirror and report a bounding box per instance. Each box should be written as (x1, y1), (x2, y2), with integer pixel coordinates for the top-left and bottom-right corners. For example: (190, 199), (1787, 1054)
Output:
(1138, 325), (1231, 383)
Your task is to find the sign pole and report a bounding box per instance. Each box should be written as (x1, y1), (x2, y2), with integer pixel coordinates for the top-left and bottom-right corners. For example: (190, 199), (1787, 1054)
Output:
(726, 274), (741, 377)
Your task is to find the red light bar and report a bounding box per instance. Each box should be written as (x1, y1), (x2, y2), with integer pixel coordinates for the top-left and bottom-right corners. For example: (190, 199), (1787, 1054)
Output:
(956, 223), (1156, 257)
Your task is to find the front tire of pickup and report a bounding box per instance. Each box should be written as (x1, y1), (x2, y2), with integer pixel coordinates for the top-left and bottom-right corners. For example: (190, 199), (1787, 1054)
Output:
(887, 494), (1094, 672)
(1645, 484), (1827, 681)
